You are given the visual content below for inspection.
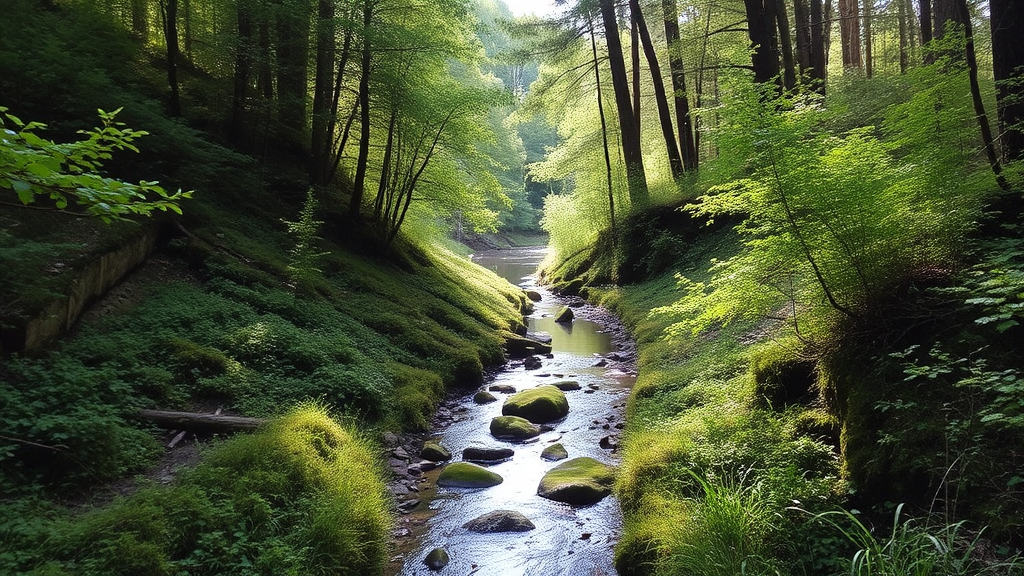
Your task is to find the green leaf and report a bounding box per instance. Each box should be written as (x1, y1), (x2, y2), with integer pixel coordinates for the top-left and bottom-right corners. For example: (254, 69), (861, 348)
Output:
(11, 179), (34, 204)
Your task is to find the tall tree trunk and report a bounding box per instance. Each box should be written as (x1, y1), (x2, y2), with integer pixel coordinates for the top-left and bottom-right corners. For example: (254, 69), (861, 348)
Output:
(630, 0), (684, 179)
(990, 0), (1024, 161)
(589, 17), (616, 230)
(744, 0), (782, 87)
(182, 0), (191, 56)
(863, 0), (873, 77)
(663, 0), (697, 172)
(794, 0), (812, 75)
(161, 0), (181, 116)
(350, 0), (374, 221)
(920, 0), (934, 63)
(955, 0), (1008, 190)
(776, 0), (797, 89)
(898, 0), (908, 74)
(838, 0), (862, 69)
(631, 14), (641, 132)
(275, 0), (311, 133)
(230, 0), (255, 144)
(809, 0), (827, 89)
(310, 0), (335, 184)
(932, 0), (962, 40)
(599, 0), (649, 206)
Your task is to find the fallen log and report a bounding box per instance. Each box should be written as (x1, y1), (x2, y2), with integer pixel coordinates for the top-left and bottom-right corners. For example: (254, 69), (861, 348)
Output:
(137, 410), (265, 434)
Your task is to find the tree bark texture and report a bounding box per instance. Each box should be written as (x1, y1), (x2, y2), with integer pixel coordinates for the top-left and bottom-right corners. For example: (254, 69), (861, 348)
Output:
(162, 0), (182, 116)
(838, 0), (861, 69)
(776, 0), (797, 89)
(989, 0), (1024, 160)
(794, 0), (812, 74)
(809, 0), (827, 88)
(863, 0), (873, 77)
(350, 0), (374, 220)
(744, 0), (781, 87)
(599, 0), (649, 205)
(663, 0), (698, 172)
(630, 0), (684, 179)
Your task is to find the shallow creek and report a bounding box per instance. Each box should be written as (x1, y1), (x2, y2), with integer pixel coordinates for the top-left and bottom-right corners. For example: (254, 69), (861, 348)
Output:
(389, 247), (636, 576)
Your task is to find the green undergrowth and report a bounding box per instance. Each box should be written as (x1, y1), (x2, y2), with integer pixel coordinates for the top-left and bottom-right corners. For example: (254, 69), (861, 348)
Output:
(580, 223), (846, 576)
(0, 404), (392, 576)
(554, 204), (1024, 575)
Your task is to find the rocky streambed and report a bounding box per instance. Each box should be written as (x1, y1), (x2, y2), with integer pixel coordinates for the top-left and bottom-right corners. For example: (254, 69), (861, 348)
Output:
(385, 247), (636, 576)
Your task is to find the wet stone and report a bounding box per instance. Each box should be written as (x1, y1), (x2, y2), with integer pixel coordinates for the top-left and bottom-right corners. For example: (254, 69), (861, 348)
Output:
(489, 384), (517, 394)
(424, 548), (450, 571)
(474, 390), (498, 404)
(464, 446), (515, 462)
(463, 510), (536, 533)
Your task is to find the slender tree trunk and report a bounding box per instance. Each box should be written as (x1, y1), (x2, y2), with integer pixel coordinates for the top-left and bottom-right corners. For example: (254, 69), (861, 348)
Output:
(898, 0), (908, 73)
(258, 21), (274, 100)
(230, 0), (255, 144)
(810, 0), (827, 89)
(599, 0), (649, 206)
(310, 0), (335, 183)
(956, 0), (1008, 190)
(182, 0), (191, 56)
(350, 0), (374, 221)
(374, 110), (398, 221)
(590, 17), (616, 230)
(630, 0), (684, 179)
(744, 0), (782, 87)
(161, 0), (181, 116)
(920, 0), (934, 63)
(794, 0), (812, 75)
(863, 0), (873, 77)
(990, 0), (1024, 161)
(631, 15), (641, 132)
(663, 0), (698, 172)
(777, 0), (797, 89)
(838, 0), (862, 70)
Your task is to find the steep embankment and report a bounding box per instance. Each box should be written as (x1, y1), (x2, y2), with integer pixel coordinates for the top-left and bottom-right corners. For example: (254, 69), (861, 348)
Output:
(0, 191), (532, 575)
(542, 204), (1024, 575)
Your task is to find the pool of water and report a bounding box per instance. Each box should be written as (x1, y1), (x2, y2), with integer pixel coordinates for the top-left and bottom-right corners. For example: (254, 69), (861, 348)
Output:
(391, 247), (633, 576)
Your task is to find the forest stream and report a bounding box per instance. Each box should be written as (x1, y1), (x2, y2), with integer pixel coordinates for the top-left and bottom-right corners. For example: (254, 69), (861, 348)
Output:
(389, 247), (637, 576)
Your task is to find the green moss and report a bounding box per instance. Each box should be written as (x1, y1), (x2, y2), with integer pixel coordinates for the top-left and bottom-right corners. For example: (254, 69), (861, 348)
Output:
(436, 462), (503, 488)
(489, 415), (541, 440)
(537, 457), (616, 505)
(501, 385), (569, 423)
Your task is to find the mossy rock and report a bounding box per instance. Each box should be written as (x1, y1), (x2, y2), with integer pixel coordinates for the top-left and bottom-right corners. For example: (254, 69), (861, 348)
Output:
(420, 442), (451, 462)
(541, 443), (568, 461)
(525, 290), (542, 302)
(505, 335), (553, 358)
(489, 415), (541, 440)
(436, 462), (503, 488)
(463, 446), (515, 462)
(537, 457), (615, 505)
(502, 385), (569, 423)
(424, 547), (449, 570)
(552, 380), (581, 391)
(473, 390), (498, 404)
(554, 306), (574, 323)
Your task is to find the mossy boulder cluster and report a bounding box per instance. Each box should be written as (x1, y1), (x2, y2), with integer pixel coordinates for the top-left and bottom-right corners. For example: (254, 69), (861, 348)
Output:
(537, 457), (615, 505)
(436, 462), (504, 488)
(501, 385), (569, 423)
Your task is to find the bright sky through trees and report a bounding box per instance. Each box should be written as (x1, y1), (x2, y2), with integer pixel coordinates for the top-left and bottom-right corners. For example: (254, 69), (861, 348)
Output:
(505, 0), (561, 17)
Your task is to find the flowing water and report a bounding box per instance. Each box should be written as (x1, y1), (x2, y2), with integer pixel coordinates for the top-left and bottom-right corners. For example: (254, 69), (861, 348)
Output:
(391, 247), (635, 576)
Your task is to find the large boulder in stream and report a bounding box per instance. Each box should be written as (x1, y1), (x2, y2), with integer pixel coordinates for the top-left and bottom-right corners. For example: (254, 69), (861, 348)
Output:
(501, 385), (569, 423)
(464, 446), (515, 462)
(463, 510), (536, 533)
(541, 443), (568, 461)
(537, 457), (615, 505)
(504, 335), (553, 358)
(489, 415), (541, 440)
(554, 306), (574, 323)
(437, 462), (503, 488)
(420, 442), (451, 462)
(424, 548), (449, 570)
